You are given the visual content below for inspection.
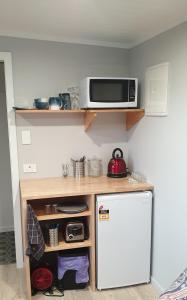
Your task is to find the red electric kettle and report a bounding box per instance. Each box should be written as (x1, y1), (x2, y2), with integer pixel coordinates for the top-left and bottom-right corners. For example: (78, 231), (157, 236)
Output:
(107, 148), (127, 178)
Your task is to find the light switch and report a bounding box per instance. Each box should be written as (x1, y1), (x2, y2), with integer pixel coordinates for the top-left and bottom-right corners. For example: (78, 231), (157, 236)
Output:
(21, 130), (31, 145)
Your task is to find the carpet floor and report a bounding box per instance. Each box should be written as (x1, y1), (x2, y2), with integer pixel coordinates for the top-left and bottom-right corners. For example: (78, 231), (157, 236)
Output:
(0, 231), (16, 264)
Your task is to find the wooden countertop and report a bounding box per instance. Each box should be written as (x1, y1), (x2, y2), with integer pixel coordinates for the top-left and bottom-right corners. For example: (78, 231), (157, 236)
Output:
(20, 176), (153, 201)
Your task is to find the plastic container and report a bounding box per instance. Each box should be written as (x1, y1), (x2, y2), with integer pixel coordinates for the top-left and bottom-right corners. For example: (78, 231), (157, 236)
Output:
(87, 158), (102, 177)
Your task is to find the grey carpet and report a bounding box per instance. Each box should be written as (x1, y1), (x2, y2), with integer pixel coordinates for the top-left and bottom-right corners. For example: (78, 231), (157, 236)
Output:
(0, 231), (16, 264)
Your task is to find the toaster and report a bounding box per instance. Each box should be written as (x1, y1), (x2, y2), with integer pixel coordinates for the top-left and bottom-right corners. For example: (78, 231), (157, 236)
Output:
(65, 221), (85, 242)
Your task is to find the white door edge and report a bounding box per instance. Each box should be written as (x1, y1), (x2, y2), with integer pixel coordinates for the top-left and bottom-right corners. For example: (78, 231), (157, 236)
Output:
(0, 52), (23, 268)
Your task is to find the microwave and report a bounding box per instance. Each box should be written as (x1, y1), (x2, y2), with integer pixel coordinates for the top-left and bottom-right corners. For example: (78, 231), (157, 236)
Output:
(79, 77), (138, 108)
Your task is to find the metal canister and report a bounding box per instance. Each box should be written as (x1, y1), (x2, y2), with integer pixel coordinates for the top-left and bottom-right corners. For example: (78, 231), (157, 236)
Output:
(71, 158), (85, 178)
(49, 224), (59, 247)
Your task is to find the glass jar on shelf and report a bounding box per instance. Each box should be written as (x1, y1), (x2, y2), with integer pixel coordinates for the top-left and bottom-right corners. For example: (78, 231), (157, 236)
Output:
(71, 96), (80, 110)
(67, 86), (80, 110)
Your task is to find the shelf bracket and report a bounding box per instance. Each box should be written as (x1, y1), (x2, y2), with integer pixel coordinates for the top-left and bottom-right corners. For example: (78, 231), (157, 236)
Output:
(126, 110), (145, 130)
(84, 111), (97, 131)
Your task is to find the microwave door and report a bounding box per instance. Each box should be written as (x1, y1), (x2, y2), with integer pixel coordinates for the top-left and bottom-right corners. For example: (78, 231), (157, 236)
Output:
(122, 80), (129, 102)
(90, 79), (129, 103)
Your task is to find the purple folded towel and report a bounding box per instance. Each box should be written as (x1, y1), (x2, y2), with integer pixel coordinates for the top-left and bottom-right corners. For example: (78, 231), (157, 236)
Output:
(58, 255), (89, 284)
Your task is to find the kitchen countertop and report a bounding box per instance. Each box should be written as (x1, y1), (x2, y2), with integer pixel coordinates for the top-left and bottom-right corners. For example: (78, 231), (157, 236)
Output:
(20, 176), (153, 201)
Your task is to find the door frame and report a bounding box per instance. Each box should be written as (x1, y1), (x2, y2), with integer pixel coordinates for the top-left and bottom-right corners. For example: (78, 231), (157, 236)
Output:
(0, 52), (23, 268)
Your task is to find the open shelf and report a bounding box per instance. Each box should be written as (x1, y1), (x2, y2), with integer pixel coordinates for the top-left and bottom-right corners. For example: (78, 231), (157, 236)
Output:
(16, 108), (145, 130)
(16, 109), (84, 113)
(34, 208), (92, 221)
(45, 238), (92, 252)
(84, 108), (145, 131)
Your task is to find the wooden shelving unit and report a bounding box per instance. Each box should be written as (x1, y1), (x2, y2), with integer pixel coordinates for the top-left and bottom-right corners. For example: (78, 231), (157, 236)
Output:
(16, 108), (145, 131)
(21, 192), (96, 300)
(20, 177), (153, 300)
(45, 238), (92, 252)
(34, 208), (92, 221)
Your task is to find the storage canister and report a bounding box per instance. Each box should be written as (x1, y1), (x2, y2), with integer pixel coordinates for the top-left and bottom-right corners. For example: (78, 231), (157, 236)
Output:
(87, 158), (102, 177)
(48, 224), (59, 247)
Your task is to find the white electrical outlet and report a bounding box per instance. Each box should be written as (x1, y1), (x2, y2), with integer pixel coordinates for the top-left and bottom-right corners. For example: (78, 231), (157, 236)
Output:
(23, 164), (37, 173)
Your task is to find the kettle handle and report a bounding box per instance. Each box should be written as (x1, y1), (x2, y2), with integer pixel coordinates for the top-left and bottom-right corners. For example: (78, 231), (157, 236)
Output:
(112, 148), (123, 159)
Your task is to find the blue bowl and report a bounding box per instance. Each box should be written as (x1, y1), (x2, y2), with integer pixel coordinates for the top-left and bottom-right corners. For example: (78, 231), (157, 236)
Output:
(34, 98), (49, 110)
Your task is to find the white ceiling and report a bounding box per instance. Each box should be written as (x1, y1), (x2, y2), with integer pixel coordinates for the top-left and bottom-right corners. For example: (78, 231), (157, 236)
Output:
(1, 0), (187, 48)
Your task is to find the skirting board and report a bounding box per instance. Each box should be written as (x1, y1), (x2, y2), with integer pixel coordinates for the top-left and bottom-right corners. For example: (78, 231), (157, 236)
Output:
(151, 276), (164, 294)
(0, 226), (14, 233)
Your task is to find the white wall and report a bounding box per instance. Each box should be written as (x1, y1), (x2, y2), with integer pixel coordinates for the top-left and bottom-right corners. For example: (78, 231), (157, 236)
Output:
(0, 62), (14, 232)
(128, 22), (187, 290)
(0, 36), (129, 178)
(0, 36), (129, 107)
(16, 113), (128, 178)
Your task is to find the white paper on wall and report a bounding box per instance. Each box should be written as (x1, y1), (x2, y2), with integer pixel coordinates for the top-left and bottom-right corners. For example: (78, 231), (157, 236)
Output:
(145, 62), (169, 116)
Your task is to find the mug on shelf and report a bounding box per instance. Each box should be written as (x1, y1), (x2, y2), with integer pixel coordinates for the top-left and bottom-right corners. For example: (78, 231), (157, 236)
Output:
(34, 98), (49, 110)
(59, 93), (71, 110)
(49, 97), (62, 110)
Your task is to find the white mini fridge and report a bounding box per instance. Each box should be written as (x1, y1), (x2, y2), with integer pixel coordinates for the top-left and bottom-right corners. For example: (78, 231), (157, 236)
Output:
(96, 191), (152, 290)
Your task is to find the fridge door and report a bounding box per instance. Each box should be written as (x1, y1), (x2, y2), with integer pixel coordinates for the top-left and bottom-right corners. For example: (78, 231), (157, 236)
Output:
(96, 192), (152, 290)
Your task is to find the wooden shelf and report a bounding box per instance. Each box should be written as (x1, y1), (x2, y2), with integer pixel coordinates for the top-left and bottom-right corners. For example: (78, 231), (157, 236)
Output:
(45, 238), (92, 252)
(15, 109), (84, 114)
(84, 109), (144, 131)
(16, 108), (145, 130)
(34, 208), (92, 221)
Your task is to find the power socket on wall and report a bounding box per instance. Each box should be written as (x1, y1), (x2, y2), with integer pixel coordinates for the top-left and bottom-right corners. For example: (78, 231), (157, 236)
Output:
(23, 164), (37, 173)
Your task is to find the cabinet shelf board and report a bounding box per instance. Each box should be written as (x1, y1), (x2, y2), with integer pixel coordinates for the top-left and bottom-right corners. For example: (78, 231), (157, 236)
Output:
(45, 238), (92, 252)
(35, 209), (92, 221)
